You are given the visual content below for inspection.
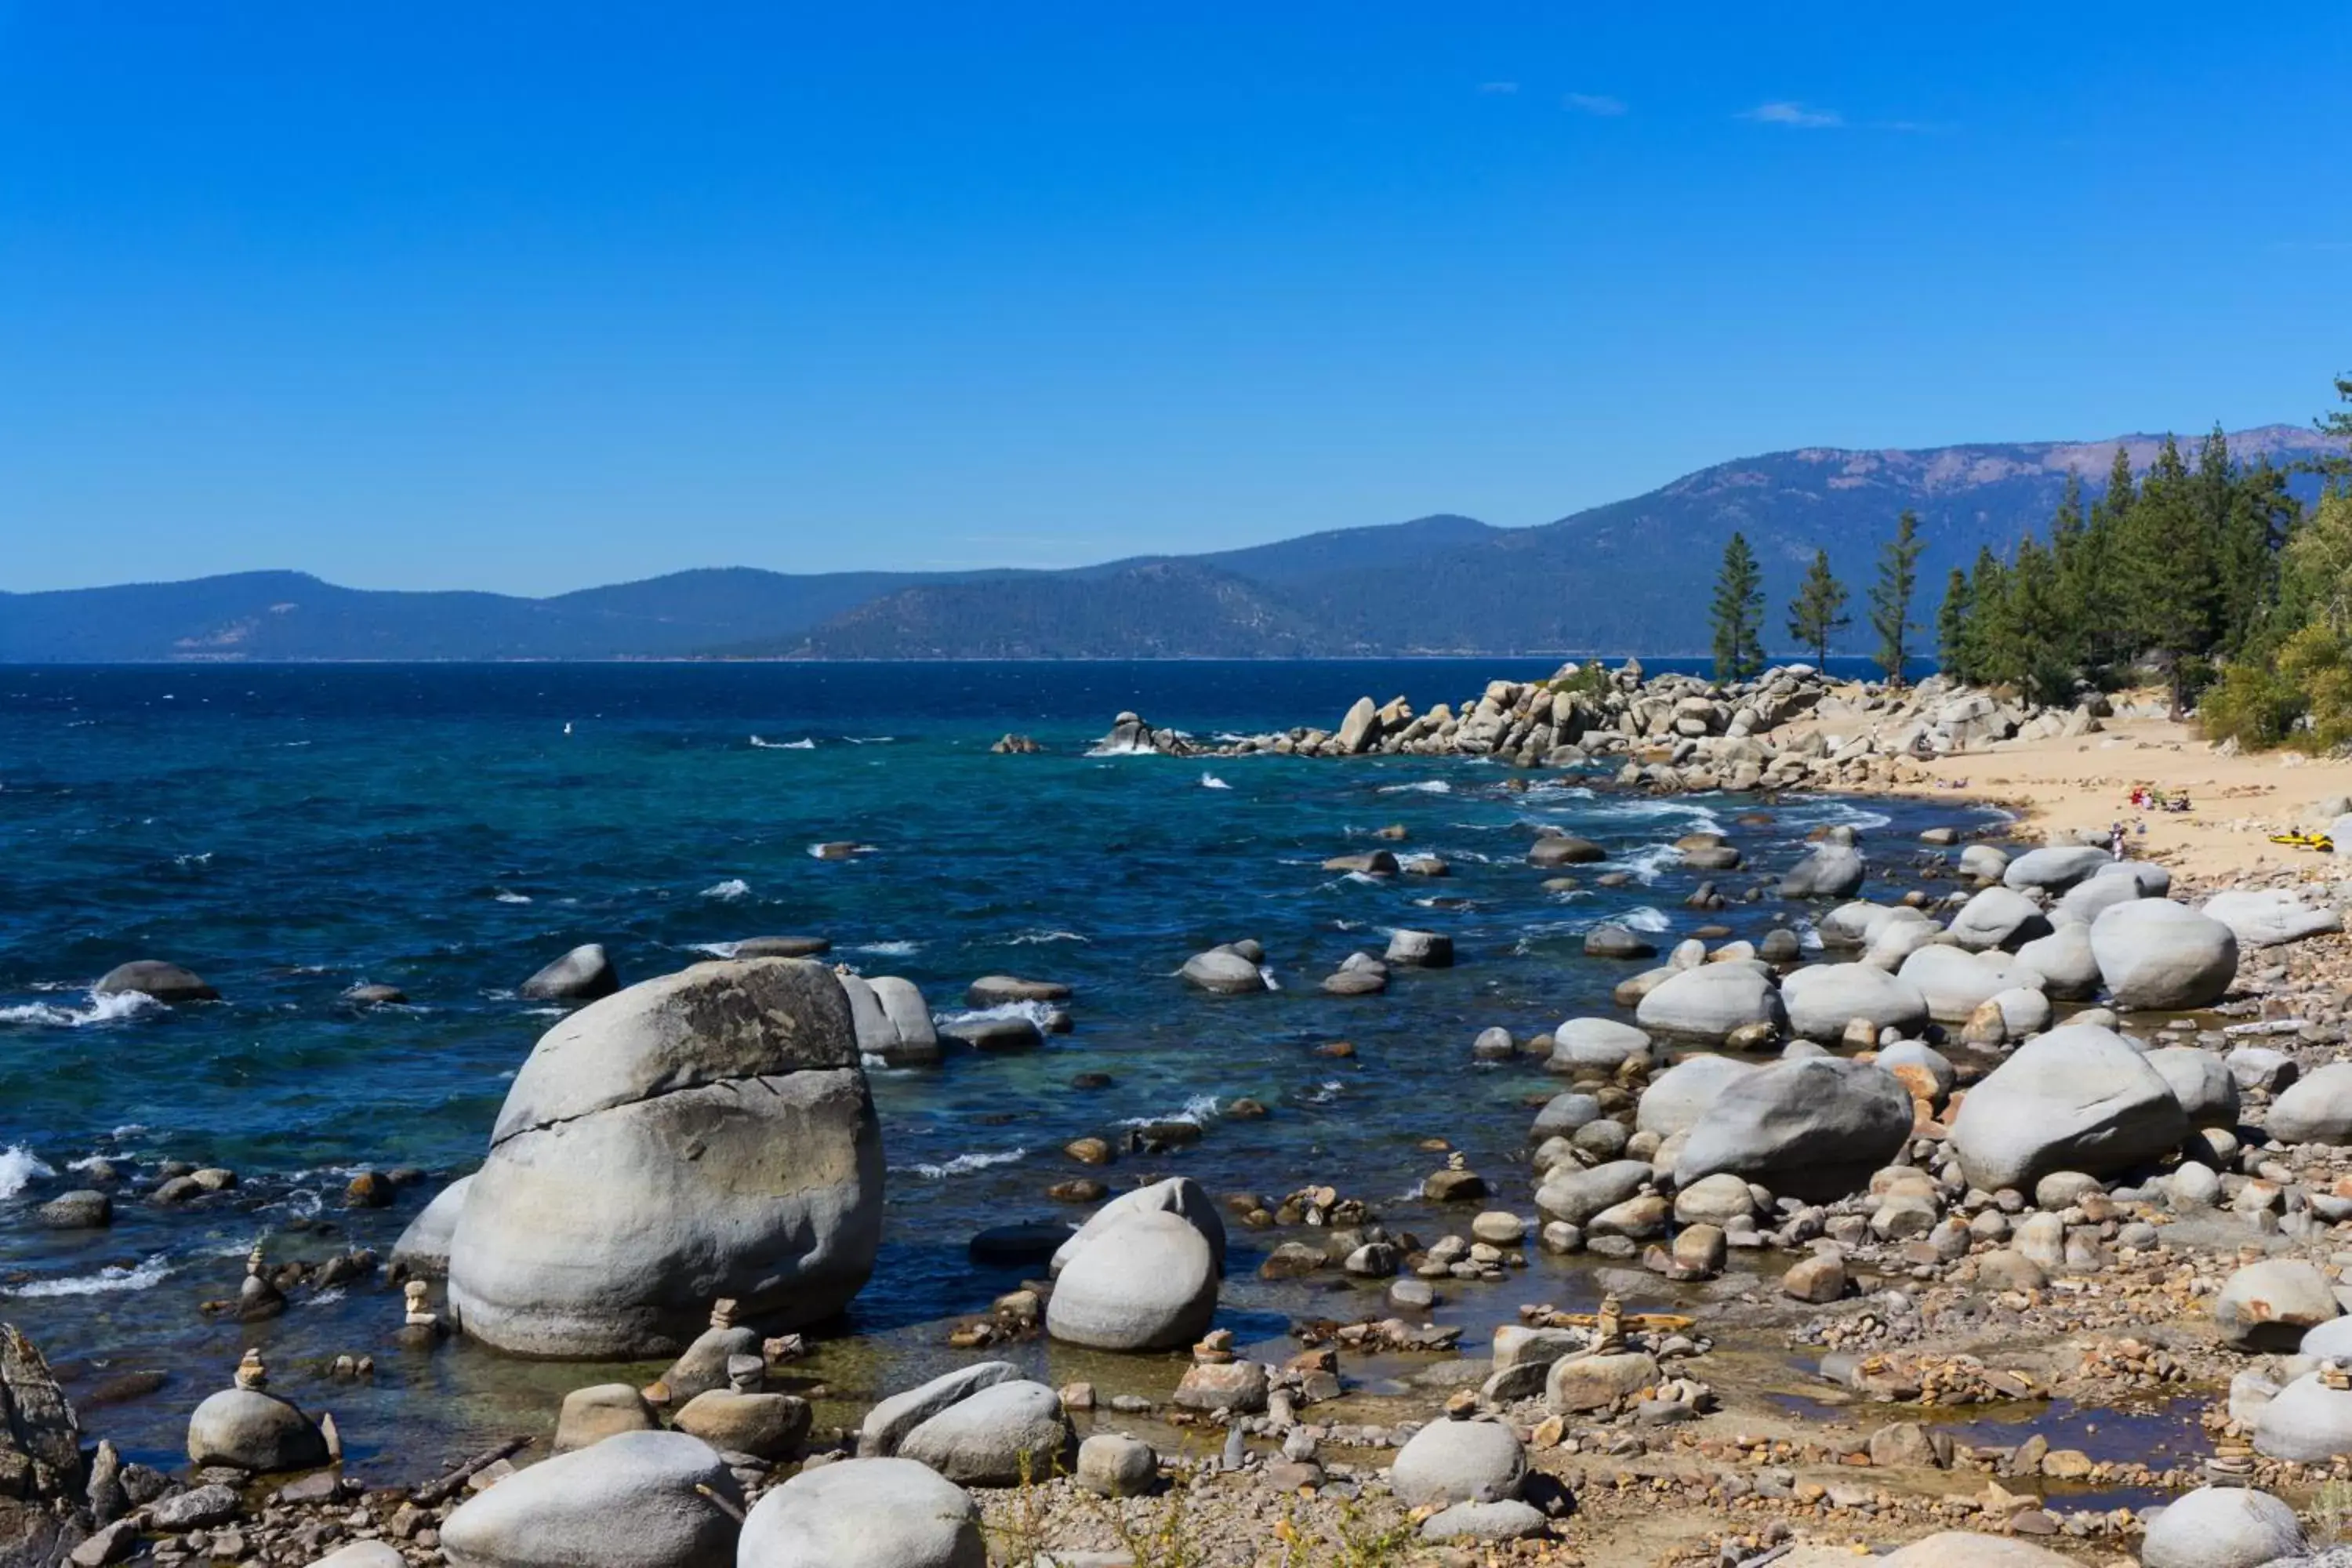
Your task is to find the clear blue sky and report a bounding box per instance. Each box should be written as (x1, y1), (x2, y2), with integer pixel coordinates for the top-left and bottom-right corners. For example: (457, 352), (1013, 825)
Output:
(3, 3), (2347, 594)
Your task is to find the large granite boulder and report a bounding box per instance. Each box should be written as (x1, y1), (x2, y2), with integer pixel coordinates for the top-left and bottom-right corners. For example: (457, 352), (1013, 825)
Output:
(2140, 1484), (2303, 1568)
(2215, 1259), (2341, 1352)
(2202, 888), (2344, 949)
(448, 958), (884, 1357)
(1633, 964), (1785, 1044)
(840, 975), (941, 1067)
(1898, 946), (2040, 1025)
(186, 1385), (328, 1472)
(517, 943), (619, 1002)
(896, 1381), (1073, 1486)
(2002, 846), (2112, 893)
(736, 1457), (984, 1568)
(2143, 1047), (2240, 1129)
(1045, 1210), (1219, 1351)
(1883, 1537), (2078, 1566)
(1779, 964), (1929, 1043)
(2270, 1062), (2352, 1145)
(390, 1175), (472, 1280)
(1949, 887), (2052, 952)
(1634, 1056), (1754, 1138)
(2015, 924), (2100, 1000)
(1547, 1018), (1652, 1073)
(2254, 1372), (2352, 1462)
(1674, 1057), (1913, 1200)
(1948, 1024), (2187, 1191)
(1050, 1176), (1226, 1277)
(441, 1432), (740, 1568)
(1779, 844), (1865, 899)
(2089, 900), (2238, 1011)
(1533, 1160), (1651, 1226)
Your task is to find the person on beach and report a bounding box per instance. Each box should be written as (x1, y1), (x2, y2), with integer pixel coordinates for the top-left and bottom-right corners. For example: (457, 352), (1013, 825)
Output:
(2110, 821), (2127, 858)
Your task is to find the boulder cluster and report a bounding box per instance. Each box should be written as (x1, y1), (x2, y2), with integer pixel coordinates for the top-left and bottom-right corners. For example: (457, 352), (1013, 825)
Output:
(1094, 666), (2107, 792)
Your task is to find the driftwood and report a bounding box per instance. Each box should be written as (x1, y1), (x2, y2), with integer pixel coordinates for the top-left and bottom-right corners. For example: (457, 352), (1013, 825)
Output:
(409, 1435), (531, 1505)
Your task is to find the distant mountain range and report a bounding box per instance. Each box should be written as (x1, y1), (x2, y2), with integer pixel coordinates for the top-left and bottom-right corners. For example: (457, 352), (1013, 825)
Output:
(3, 426), (2336, 661)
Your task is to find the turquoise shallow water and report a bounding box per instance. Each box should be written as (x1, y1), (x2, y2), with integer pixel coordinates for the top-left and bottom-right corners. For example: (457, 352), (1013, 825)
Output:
(0, 659), (1976, 1474)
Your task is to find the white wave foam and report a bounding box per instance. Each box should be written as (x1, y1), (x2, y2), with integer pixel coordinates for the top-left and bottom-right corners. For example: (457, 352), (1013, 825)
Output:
(493, 890), (532, 904)
(690, 941), (742, 957)
(5, 1254), (171, 1298)
(1084, 739), (1165, 757)
(700, 878), (751, 902)
(751, 735), (817, 750)
(1616, 842), (1682, 885)
(851, 939), (918, 956)
(1120, 1093), (1222, 1129)
(911, 1148), (1027, 1180)
(845, 736), (895, 745)
(936, 1000), (1060, 1031)
(304, 1286), (347, 1308)
(0, 991), (162, 1029)
(807, 843), (877, 858)
(175, 851), (213, 867)
(1377, 779), (1452, 795)
(1008, 929), (1088, 946)
(1300, 1080), (1343, 1106)
(0, 1145), (55, 1199)
(1621, 906), (1672, 934)
(1199, 771), (1231, 789)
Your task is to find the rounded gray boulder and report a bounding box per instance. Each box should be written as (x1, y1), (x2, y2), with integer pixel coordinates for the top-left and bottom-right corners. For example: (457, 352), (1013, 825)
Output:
(1547, 1017), (1651, 1073)
(1779, 964), (1929, 1043)
(1044, 1209), (1219, 1351)
(1634, 1054), (1754, 1138)
(1780, 844), (1865, 899)
(94, 960), (218, 1003)
(517, 943), (619, 1002)
(2140, 1484), (2303, 1568)
(1898, 946), (2038, 1025)
(2143, 1047), (2240, 1130)
(1388, 1417), (1525, 1508)
(448, 958), (884, 1357)
(1181, 946), (1267, 994)
(2002, 845), (2111, 893)
(2255, 1372), (2352, 1463)
(1949, 887), (2052, 952)
(441, 1431), (740, 1568)
(737, 1457), (983, 1568)
(2089, 899), (2238, 1011)
(2015, 924), (2100, 1000)
(1634, 964), (1785, 1044)
(389, 1174), (471, 1279)
(1674, 1056), (1913, 1200)
(1947, 1024), (2188, 1191)
(2270, 1062), (2352, 1145)
(897, 1380), (1073, 1486)
(186, 1387), (328, 1472)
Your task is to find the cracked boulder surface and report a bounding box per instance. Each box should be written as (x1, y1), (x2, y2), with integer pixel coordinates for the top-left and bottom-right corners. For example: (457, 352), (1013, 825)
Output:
(448, 958), (884, 1359)
(0, 1324), (81, 1501)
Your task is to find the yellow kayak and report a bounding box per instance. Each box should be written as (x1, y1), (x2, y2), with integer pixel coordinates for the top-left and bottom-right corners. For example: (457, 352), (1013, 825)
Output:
(2270, 832), (2335, 851)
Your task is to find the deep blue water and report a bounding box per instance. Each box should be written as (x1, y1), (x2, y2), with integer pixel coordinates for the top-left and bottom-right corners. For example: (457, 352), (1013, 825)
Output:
(0, 659), (1971, 1474)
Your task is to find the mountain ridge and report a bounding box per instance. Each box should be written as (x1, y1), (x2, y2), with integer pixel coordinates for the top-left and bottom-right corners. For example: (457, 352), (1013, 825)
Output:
(3, 426), (2333, 662)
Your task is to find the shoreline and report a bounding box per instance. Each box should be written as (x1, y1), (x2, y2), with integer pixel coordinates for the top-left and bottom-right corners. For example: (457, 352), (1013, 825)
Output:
(12, 670), (2352, 1566)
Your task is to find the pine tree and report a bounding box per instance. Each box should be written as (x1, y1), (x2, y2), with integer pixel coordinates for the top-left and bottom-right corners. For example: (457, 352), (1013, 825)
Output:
(1709, 532), (1766, 680)
(1936, 568), (1972, 681)
(2122, 435), (2219, 715)
(1869, 510), (1924, 684)
(1961, 546), (2008, 687)
(1784, 549), (1850, 668)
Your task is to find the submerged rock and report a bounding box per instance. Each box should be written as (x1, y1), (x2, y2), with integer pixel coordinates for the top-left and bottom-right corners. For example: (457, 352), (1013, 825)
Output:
(93, 960), (218, 1003)
(517, 943), (619, 1002)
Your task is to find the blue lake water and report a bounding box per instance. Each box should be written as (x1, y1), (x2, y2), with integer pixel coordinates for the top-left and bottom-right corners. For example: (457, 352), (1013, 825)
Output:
(0, 659), (1973, 1472)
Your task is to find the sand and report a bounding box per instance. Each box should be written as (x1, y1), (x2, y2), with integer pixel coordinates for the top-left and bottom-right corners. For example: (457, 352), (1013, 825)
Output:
(1866, 712), (2352, 884)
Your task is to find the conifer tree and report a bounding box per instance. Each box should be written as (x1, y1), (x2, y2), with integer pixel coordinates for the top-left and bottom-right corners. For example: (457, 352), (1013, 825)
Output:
(1936, 568), (1972, 681)
(1784, 549), (1850, 668)
(1869, 510), (1923, 684)
(1709, 532), (1766, 680)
